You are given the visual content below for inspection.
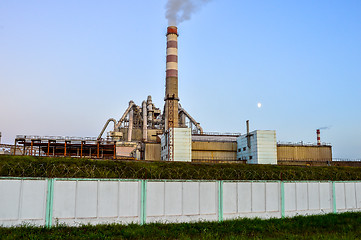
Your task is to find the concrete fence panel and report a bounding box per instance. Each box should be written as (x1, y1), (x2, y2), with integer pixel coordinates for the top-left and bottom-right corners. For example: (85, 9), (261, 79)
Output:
(319, 182), (332, 210)
(145, 181), (218, 223)
(0, 179), (47, 227)
(335, 182), (361, 212)
(223, 182), (281, 220)
(52, 179), (141, 226)
(356, 183), (361, 208)
(2, 178), (361, 227)
(284, 182), (333, 217)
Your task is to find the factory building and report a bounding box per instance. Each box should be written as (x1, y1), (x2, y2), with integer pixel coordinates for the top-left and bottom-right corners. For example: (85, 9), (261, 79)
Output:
(277, 144), (332, 166)
(13, 26), (333, 165)
(191, 134), (238, 163)
(237, 130), (277, 164)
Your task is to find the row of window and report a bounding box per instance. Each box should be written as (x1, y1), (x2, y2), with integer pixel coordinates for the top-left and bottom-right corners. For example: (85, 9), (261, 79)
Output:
(237, 147), (248, 152)
(238, 155), (253, 161)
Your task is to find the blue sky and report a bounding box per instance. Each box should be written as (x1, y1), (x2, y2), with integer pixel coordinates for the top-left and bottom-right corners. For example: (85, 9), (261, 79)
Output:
(1, 1), (360, 158)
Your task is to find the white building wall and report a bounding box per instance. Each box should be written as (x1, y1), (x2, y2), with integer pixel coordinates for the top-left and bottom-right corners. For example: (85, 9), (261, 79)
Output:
(173, 128), (192, 161)
(160, 134), (168, 161)
(237, 130), (277, 164)
(161, 128), (191, 162)
(256, 131), (277, 164)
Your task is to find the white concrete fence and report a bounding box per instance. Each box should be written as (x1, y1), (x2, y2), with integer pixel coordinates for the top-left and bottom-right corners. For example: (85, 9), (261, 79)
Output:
(1, 177), (361, 227)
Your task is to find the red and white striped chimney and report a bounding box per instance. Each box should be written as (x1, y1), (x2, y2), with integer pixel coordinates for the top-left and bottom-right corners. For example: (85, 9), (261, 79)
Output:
(317, 129), (321, 145)
(164, 26), (179, 130)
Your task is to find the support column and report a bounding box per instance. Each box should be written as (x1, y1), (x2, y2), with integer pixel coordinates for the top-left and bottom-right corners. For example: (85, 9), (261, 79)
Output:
(140, 180), (147, 225)
(281, 181), (285, 218)
(30, 140), (33, 156)
(47, 141), (50, 156)
(97, 142), (100, 158)
(218, 181), (223, 222)
(45, 178), (54, 228)
(113, 142), (116, 159)
(80, 141), (83, 158)
(332, 181), (337, 213)
(14, 139), (17, 155)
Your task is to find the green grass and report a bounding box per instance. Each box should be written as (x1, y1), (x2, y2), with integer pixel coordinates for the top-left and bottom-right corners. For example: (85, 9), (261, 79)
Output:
(0, 155), (361, 181)
(1, 212), (361, 239)
(1, 155), (361, 181)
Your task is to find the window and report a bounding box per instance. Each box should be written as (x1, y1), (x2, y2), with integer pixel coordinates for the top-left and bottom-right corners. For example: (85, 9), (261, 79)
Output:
(243, 147), (246, 151)
(249, 156), (253, 160)
(238, 148), (241, 152)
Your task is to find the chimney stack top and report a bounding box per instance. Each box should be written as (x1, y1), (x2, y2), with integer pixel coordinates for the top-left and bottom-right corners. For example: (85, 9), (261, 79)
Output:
(167, 26), (178, 36)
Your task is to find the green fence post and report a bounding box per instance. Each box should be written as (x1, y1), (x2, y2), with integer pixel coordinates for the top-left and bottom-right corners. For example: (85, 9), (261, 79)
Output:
(140, 180), (147, 225)
(45, 178), (54, 228)
(332, 181), (337, 213)
(281, 181), (285, 218)
(218, 181), (223, 222)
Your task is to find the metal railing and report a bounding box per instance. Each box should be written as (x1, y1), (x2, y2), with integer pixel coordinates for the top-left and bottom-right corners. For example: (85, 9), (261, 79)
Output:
(332, 158), (361, 162)
(277, 141), (332, 146)
(16, 135), (98, 141)
(196, 132), (241, 136)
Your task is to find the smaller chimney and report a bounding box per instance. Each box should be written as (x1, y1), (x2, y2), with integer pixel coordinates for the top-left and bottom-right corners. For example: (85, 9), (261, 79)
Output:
(246, 120), (250, 135)
(246, 120), (251, 148)
(316, 129), (321, 145)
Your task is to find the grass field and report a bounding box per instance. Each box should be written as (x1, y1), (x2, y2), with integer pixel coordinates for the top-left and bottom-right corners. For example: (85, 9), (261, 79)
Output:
(1, 212), (361, 239)
(1, 155), (361, 181)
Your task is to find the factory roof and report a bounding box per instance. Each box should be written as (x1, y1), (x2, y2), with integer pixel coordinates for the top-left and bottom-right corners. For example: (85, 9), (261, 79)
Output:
(192, 133), (239, 142)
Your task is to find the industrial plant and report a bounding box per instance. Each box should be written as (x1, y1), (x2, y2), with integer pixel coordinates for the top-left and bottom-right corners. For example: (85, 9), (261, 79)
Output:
(9, 26), (332, 166)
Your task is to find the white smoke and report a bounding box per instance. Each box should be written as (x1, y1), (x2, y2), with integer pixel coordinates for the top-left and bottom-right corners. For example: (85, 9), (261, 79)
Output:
(318, 126), (332, 130)
(165, 0), (212, 26)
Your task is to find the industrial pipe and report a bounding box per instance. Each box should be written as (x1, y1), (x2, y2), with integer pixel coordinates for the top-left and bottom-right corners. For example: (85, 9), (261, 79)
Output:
(97, 118), (117, 140)
(115, 101), (135, 130)
(180, 112), (186, 127)
(128, 108), (134, 142)
(178, 106), (203, 134)
(147, 95), (153, 125)
(142, 101), (148, 141)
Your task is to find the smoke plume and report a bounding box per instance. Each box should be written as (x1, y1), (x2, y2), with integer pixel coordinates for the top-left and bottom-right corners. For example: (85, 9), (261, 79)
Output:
(318, 126), (332, 130)
(165, 0), (212, 26)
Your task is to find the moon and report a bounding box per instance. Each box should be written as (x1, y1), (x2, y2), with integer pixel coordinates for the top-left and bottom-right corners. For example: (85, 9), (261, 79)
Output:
(257, 102), (262, 108)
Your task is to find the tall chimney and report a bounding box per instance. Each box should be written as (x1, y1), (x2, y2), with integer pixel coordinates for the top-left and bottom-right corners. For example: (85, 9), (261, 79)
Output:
(164, 26), (179, 130)
(316, 129), (321, 145)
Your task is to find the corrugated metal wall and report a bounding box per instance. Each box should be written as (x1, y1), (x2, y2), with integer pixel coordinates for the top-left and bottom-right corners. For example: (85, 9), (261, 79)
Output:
(192, 142), (237, 161)
(173, 128), (192, 161)
(145, 143), (161, 161)
(277, 145), (332, 161)
(144, 138), (332, 163)
(256, 131), (277, 164)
